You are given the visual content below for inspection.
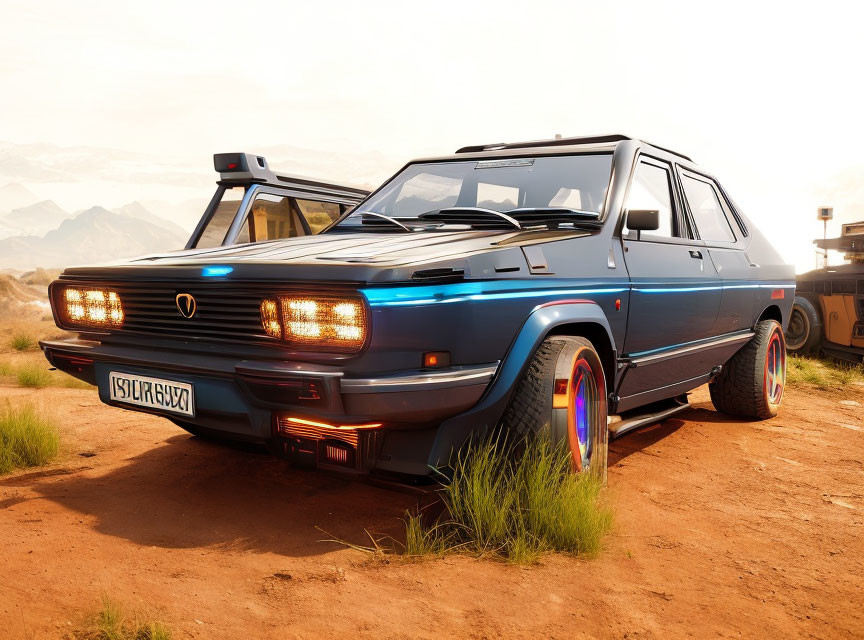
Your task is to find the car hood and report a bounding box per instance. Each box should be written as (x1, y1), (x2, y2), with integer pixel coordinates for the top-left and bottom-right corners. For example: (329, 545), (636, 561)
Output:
(59, 229), (594, 283)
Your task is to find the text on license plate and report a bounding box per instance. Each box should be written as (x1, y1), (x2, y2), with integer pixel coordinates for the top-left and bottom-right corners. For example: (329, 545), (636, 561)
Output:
(108, 371), (194, 417)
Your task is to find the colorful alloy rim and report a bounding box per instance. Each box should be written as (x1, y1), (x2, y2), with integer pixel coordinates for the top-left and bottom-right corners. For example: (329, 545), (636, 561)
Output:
(764, 330), (786, 406)
(568, 355), (601, 471)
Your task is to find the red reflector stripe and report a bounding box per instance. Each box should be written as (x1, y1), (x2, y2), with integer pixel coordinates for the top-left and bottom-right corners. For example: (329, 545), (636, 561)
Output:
(771, 289), (785, 300)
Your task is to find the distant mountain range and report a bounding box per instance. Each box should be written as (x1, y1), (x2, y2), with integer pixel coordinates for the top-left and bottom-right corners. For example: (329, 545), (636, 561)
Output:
(2, 200), (69, 236)
(0, 197), (188, 270)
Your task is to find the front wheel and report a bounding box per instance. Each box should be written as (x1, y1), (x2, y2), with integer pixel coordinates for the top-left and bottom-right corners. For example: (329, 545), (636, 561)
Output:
(710, 320), (786, 419)
(502, 336), (609, 480)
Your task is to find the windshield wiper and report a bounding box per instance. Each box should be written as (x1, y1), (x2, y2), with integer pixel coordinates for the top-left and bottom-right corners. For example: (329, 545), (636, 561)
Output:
(360, 212), (412, 232)
(504, 207), (601, 229)
(418, 207), (522, 230)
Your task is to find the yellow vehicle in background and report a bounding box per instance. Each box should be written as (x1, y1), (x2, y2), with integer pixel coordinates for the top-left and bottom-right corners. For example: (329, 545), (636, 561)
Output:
(787, 220), (864, 361)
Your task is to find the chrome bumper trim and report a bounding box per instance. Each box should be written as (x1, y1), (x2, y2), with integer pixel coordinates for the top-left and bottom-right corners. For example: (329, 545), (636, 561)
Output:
(341, 363), (499, 394)
(627, 330), (754, 366)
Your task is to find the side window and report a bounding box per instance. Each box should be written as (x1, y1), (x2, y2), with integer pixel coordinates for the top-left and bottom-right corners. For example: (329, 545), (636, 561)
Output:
(624, 160), (676, 238)
(296, 199), (342, 234)
(680, 174), (736, 243)
(244, 193), (304, 242)
(195, 186), (246, 248)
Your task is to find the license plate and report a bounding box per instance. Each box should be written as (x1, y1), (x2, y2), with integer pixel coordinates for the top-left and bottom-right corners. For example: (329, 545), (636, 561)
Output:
(108, 371), (194, 417)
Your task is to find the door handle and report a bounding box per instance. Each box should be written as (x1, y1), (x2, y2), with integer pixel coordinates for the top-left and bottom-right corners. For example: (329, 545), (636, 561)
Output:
(689, 250), (703, 259)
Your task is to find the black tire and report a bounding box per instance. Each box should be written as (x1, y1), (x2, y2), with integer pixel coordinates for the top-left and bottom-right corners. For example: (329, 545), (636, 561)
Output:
(709, 320), (786, 420)
(502, 336), (608, 479)
(785, 296), (822, 354)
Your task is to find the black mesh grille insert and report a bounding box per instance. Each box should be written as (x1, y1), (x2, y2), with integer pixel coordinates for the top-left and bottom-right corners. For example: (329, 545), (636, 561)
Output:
(60, 282), (276, 344)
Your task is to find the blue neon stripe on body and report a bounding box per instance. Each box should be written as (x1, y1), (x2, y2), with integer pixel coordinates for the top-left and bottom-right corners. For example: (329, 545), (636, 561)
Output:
(361, 280), (795, 307)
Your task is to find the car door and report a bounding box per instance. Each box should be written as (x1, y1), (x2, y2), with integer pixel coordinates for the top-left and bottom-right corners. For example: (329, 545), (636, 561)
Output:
(617, 156), (722, 409)
(678, 169), (755, 334)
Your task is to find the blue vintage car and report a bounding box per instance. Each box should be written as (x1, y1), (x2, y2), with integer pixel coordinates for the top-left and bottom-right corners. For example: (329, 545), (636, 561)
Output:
(42, 135), (794, 480)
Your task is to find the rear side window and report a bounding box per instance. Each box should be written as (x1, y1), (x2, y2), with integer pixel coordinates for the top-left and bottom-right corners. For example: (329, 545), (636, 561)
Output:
(624, 160), (676, 238)
(296, 199), (342, 233)
(680, 175), (736, 243)
(244, 193), (305, 242)
(195, 186), (247, 248)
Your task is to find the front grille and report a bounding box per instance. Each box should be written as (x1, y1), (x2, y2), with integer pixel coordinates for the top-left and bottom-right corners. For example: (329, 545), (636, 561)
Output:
(62, 282), (274, 344)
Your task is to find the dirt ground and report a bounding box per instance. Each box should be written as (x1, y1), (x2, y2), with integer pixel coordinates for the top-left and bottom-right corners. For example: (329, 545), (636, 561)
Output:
(0, 382), (862, 639)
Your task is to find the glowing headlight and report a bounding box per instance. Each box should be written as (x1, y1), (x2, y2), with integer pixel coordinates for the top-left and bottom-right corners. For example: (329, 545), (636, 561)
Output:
(260, 295), (367, 351)
(61, 287), (124, 328)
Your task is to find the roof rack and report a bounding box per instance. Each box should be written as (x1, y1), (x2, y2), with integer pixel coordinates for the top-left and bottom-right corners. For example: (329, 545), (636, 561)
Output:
(455, 134), (692, 162)
(213, 152), (370, 199)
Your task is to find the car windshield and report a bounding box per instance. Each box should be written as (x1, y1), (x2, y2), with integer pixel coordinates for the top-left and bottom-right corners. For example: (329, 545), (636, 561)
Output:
(331, 153), (613, 231)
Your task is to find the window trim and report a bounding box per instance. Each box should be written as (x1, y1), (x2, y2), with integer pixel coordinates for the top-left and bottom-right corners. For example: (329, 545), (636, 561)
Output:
(618, 153), (695, 245)
(223, 185), (348, 246)
(676, 167), (740, 248)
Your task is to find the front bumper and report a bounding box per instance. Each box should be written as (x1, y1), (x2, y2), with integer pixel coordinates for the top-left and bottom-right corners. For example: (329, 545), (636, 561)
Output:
(41, 338), (497, 475)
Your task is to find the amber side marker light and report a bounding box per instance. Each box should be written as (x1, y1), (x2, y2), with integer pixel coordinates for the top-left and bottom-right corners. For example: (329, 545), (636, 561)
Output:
(423, 351), (451, 368)
(281, 416), (383, 431)
(62, 287), (124, 328)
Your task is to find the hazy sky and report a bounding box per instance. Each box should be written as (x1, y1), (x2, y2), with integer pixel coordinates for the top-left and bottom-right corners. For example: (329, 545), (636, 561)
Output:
(2, 0), (863, 271)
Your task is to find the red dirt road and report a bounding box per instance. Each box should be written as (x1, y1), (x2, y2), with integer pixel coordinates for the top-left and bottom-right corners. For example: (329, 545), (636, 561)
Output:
(0, 382), (861, 639)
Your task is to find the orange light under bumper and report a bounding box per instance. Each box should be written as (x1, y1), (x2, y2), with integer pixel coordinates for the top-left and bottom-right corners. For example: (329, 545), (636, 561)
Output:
(61, 287), (124, 328)
(281, 416), (383, 431)
(260, 295), (367, 351)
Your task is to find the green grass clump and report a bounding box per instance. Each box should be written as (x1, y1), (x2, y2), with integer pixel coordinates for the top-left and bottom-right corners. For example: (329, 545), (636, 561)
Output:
(405, 434), (613, 563)
(0, 360), (12, 376)
(787, 355), (864, 388)
(0, 404), (59, 474)
(16, 363), (50, 388)
(79, 596), (172, 640)
(9, 333), (36, 351)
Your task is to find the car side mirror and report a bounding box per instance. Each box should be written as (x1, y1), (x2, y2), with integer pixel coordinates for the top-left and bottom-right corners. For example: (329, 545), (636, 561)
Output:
(627, 209), (660, 240)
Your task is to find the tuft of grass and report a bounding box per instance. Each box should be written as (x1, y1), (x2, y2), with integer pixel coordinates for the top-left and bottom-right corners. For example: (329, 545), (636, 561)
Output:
(79, 596), (172, 640)
(0, 360), (13, 376)
(787, 355), (864, 388)
(402, 511), (453, 557)
(0, 404), (59, 474)
(405, 433), (613, 563)
(16, 363), (50, 388)
(9, 333), (36, 351)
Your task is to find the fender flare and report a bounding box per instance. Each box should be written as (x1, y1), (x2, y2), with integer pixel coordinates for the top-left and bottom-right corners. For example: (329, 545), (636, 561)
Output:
(427, 299), (616, 469)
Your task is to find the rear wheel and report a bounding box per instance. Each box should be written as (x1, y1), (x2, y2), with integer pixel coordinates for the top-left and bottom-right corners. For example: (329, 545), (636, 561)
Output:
(502, 336), (609, 479)
(710, 320), (786, 419)
(785, 296), (822, 354)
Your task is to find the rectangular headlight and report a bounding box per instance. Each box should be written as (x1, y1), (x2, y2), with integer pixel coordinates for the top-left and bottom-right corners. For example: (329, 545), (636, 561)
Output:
(59, 287), (124, 328)
(260, 295), (367, 351)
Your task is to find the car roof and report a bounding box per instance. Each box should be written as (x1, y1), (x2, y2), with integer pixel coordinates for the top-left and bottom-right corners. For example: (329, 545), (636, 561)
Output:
(409, 134), (693, 165)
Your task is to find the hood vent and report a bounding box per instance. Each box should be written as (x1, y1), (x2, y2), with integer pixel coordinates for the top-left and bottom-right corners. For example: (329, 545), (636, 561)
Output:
(410, 267), (465, 282)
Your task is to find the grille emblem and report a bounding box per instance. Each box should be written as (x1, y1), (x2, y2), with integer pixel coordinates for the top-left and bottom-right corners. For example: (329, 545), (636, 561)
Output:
(175, 293), (197, 319)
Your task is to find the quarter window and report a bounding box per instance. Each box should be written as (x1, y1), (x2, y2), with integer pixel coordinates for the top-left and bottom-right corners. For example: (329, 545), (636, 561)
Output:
(624, 160), (676, 238)
(296, 199), (342, 233)
(196, 186), (246, 248)
(243, 193), (305, 242)
(680, 175), (736, 243)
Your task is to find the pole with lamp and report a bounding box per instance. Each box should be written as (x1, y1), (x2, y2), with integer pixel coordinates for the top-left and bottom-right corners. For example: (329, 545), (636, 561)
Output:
(817, 206), (833, 269)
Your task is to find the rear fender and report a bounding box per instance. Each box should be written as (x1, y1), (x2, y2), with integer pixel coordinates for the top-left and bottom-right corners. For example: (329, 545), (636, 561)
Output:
(427, 300), (615, 469)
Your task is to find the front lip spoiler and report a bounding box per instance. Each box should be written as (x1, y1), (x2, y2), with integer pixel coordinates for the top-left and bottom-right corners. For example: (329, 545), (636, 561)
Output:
(340, 364), (499, 394)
